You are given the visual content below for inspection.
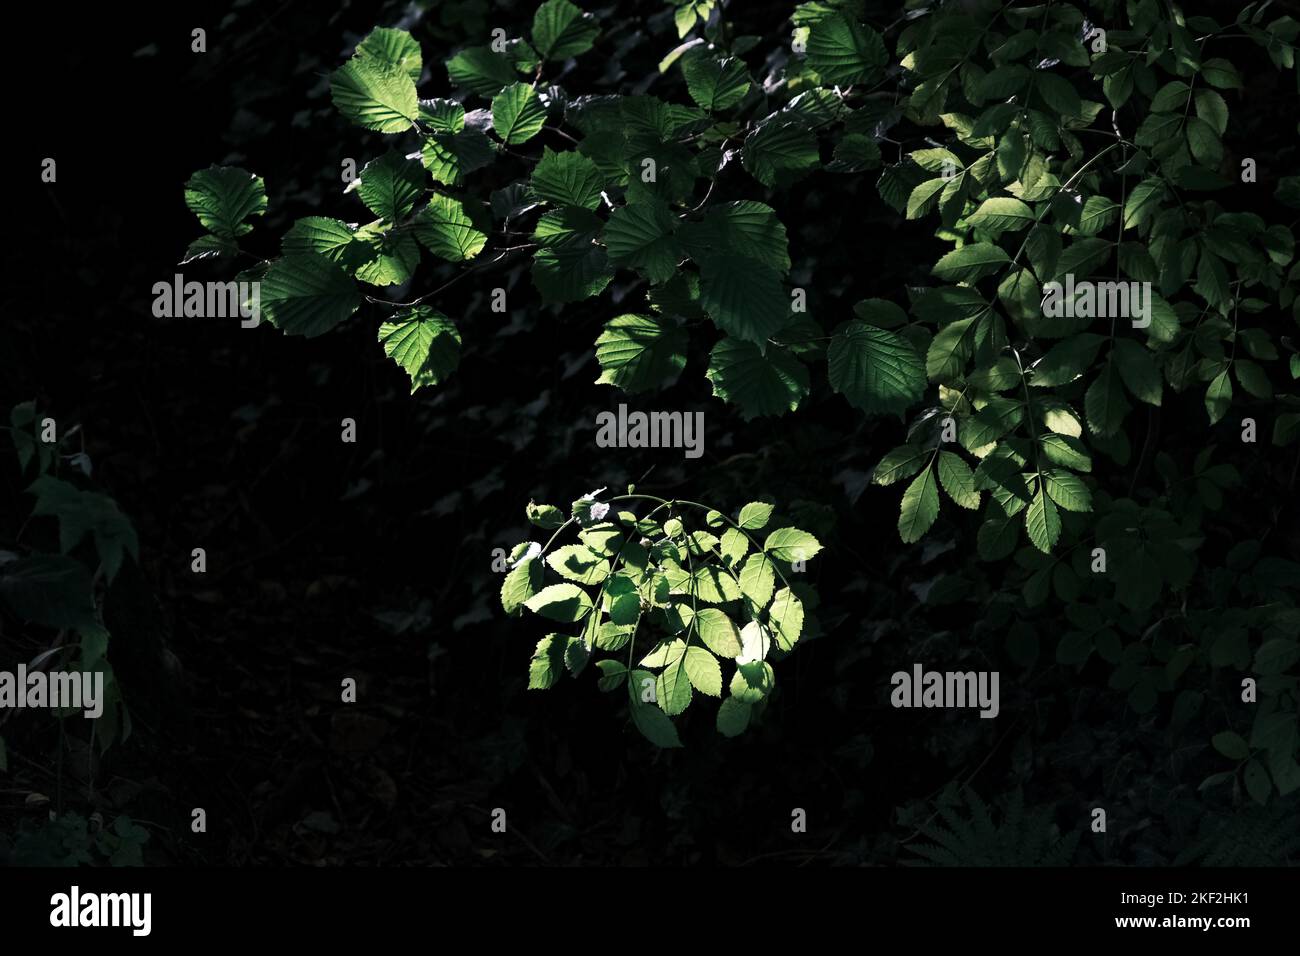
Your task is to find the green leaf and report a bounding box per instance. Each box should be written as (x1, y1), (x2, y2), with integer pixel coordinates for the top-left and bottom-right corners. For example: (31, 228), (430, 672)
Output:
(739, 552), (776, 608)
(352, 224), (420, 287)
(357, 27), (423, 82)
(932, 243), (1011, 283)
(260, 254), (362, 338)
(872, 445), (930, 486)
(1039, 433), (1092, 472)
(827, 321), (926, 415)
(762, 527), (822, 563)
(1113, 339), (1162, 405)
(530, 147), (603, 209)
(356, 152), (425, 223)
(1211, 731), (1250, 760)
(594, 313), (687, 392)
(899, 465), (940, 543)
(705, 337), (810, 419)
(806, 13), (887, 85)
(695, 607), (743, 658)
(698, 254), (792, 343)
(682, 53), (751, 111)
(533, 0), (600, 60)
(967, 196), (1035, 234)
(1034, 72), (1081, 117)
(530, 207), (612, 303)
(926, 316), (977, 380)
(1205, 368), (1233, 424)
(738, 502), (773, 530)
(491, 82), (548, 144)
(730, 660), (774, 702)
(377, 308), (461, 392)
(768, 587), (804, 651)
(596, 660), (627, 691)
(545, 543), (610, 585)
(937, 450), (980, 509)
(1042, 470), (1092, 512)
(180, 234), (237, 264)
(629, 672), (683, 747)
(331, 55), (419, 132)
(1025, 487), (1061, 552)
(281, 217), (369, 272)
(501, 556), (543, 615)
(742, 119), (820, 188)
(184, 166), (267, 239)
(445, 46), (518, 98)
(677, 201), (791, 272)
(1195, 89), (1229, 135)
(716, 697), (752, 737)
(528, 635), (570, 689)
(414, 193), (488, 261)
(1084, 363), (1130, 437)
(524, 583), (593, 621)
(683, 646), (722, 696)
(656, 660), (693, 715)
(603, 200), (681, 282)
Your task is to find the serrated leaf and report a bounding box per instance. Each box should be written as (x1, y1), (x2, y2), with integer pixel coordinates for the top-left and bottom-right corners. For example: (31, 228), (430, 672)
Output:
(594, 313), (687, 392)
(677, 201), (791, 272)
(528, 635), (570, 688)
(603, 200), (681, 282)
(356, 151), (425, 223)
(1205, 368), (1233, 424)
(1042, 469), (1092, 512)
(695, 607), (743, 657)
(762, 527), (822, 562)
(446, 46), (518, 98)
(741, 119), (819, 188)
(683, 646), (722, 696)
(492, 82), (548, 144)
(260, 254), (362, 338)
(899, 465), (940, 543)
(184, 166), (267, 240)
(331, 55), (419, 132)
(937, 450), (980, 509)
(682, 53), (751, 111)
(738, 552), (776, 608)
(530, 147), (603, 209)
(738, 502), (773, 530)
(705, 337), (809, 419)
(533, 0), (600, 61)
(545, 543), (610, 584)
(827, 321), (926, 415)
(414, 193), (488, 261)
(378, 307), (461, 392)
(807, 13), (887, 85)
(768, 587), (804, 651)
(932, 243), (1010, 283)
(1025, 487), (1061, 552)
(967, 196), (1034, 234)
(524, 582), (593, 621)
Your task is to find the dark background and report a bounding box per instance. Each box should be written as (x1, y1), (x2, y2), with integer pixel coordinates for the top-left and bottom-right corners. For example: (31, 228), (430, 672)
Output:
(3, 0), (1298, 866)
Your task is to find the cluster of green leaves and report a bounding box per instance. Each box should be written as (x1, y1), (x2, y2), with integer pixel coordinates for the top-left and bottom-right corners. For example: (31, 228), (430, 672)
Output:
(181, 0), (898, 406)
(865, 0), (1300, 802)
(1, 402), (136, 764)
(501, 488), (822, 746)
